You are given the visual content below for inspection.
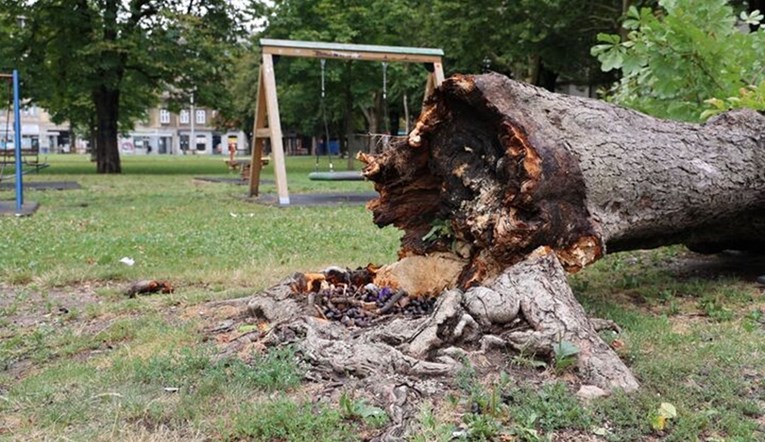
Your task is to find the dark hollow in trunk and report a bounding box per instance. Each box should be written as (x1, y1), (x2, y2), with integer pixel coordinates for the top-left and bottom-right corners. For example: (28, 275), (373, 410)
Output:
(360, 73), (765, 284)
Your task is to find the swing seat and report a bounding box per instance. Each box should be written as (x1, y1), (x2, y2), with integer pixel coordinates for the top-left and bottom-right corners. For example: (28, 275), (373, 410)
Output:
(308, 170), (365, 181)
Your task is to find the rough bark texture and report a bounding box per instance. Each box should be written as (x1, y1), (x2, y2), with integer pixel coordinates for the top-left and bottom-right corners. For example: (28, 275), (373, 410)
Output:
(93, 86), (122, 174)
(216, 249), (636, 439)
(240, 248), (637, 392)
(215, 74), (765, 436)
(360, 73), (765, 284)
(92, 0), (124, 174)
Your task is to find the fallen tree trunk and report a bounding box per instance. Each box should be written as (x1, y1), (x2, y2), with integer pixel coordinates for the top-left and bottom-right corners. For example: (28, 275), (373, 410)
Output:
(360, 73), (765, 284)
(214, 75), (763, 434)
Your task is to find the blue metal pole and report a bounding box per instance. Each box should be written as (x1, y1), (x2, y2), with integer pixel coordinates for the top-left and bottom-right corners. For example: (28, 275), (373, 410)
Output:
(12, 69), (23, 213)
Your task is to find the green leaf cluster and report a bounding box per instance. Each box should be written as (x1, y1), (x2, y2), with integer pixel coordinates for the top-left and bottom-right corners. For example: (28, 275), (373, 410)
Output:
(339, 391), (389, 427)
(552, 339), (580, 373)
(591, 0), (765, 121)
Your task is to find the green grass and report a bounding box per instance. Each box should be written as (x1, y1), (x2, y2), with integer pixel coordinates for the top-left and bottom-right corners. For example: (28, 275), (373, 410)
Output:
(0, 154), (398, 288)
(1, 155), (764, 441)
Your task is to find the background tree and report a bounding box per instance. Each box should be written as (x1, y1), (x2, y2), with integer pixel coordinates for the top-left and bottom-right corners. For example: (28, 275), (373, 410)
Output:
(423, 0), (651, 91)
(0, 0), (243, 173)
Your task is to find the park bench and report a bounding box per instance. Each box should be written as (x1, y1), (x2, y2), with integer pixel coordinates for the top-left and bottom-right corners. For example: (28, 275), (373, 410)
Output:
(0, 147), (49, 173)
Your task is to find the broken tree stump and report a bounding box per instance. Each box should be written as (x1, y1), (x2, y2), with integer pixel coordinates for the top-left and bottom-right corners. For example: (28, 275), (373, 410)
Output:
(239, 248), (637, 393)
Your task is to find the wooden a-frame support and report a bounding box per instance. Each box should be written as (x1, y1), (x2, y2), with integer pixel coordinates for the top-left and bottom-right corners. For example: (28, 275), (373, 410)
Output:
(248, 39), (445, 205)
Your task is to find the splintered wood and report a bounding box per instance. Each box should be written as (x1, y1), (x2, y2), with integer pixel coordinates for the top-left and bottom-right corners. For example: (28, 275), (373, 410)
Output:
(225, 74), (765, 409)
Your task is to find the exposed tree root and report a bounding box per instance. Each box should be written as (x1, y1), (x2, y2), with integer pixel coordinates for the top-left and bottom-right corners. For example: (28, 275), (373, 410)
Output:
(213, 248), (637, 439)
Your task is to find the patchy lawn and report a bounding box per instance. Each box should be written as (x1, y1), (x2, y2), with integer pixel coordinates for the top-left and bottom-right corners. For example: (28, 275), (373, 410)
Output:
(1, 156), (764, 440)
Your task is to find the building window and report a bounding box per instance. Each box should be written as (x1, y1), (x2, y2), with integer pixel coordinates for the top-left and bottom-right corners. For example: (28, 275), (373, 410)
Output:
(159, 109), (170, 124)
(179, 110), (190, 124)
(195, 109), (206, 125)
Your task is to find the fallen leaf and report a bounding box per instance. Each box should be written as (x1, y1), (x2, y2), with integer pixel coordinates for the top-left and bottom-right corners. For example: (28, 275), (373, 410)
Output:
(651, 402), (677, 431)
(592, 426), (609, 436)
(659, 402), (677, 419)
(651, 414), (667, 431)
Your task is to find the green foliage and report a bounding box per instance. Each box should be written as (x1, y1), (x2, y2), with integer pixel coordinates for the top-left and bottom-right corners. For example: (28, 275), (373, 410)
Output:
(451, 379), (592, 440)
(3, 159), (765, 440)
(698, 295), (734, 322)
(123, 345), (303, 394)
(742, 308), (764, 332)
(427, 0), (626, 87)
(410, 404), (455, 442)
(505, 383), (592, 433)
(591, 0), (765, 121)
(0, 0), (243, 171)
(422, 218), (454, 243)
(0, 155), (398, 287)
(702, 79), (765, 119)
(252, 0), (429, 140)
(455, 357), (479, 392)
(552, 340), (579, 373)
(649, 401), (677, 432)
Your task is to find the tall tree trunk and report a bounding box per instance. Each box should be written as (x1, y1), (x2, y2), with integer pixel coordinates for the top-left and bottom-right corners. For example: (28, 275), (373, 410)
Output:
(92, 0), (123, 174)
(93, 86), (122, 173)
(528, 56), (558, 91)
(360, 73), (765, 284)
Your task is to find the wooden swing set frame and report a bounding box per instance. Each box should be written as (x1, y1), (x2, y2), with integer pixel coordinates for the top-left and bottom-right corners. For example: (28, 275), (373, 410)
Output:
(248, 39), (445, 205)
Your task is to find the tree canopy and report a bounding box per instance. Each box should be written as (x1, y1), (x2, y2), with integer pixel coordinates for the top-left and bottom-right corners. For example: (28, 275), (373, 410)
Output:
(3, 0), (763, 172)
(0, 0), (243, 172)
(243, 0), (433, 155)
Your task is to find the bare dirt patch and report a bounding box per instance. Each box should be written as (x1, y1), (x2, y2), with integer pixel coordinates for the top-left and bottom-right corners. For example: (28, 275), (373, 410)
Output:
(1, 282), (141, 381)
(0, 282), (105, 328)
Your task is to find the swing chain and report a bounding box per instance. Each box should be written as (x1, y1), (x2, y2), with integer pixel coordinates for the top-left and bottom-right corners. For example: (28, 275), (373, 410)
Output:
(381, 62), (390, 136)
(320, 59), (326, 99)
(381, 62), (388, 101)
(318, 59), (333, 172)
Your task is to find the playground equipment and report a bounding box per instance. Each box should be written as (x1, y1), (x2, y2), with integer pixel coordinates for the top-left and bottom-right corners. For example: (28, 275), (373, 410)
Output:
(248, 39), (445, 205)
(307, 59), (392, 182)
(0, 70), (38, 216)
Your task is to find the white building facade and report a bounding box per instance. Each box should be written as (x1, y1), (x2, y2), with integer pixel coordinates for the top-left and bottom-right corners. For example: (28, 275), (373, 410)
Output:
(1, 104), (247, 156)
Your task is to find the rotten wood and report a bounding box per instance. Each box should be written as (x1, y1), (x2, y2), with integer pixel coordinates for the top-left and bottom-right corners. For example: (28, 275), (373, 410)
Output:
(223, 248), (637, 404)
(209, 74), (765, 436)
(360, 73), (765, 285)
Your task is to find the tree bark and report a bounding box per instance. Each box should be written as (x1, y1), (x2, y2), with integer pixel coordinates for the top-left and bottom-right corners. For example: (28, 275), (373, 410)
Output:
(220, 245), (638, 415)
(359, 73), (765, 284)
(93, 86), (122, 173)
(91, 0), (124, 174)
(215, 74), (763, 416)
